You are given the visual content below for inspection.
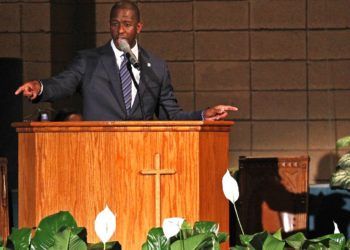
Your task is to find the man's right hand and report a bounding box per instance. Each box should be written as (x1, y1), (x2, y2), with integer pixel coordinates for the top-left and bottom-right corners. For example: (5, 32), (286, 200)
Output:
(15, 80), (42, 100)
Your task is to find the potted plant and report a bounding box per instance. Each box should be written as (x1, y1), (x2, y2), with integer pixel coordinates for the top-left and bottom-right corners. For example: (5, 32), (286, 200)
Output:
(0, 211), (120, 250)
(331, 136), (350, 190)
(223, 169), (350, 249)
(141, 219), (228, 250)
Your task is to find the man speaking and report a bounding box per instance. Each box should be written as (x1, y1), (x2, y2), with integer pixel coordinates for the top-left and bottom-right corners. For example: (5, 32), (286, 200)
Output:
(15, 1), (237, 121)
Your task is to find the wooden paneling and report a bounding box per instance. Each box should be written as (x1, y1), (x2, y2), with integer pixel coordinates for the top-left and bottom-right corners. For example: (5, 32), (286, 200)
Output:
(199, 131), (230, 249)
(14, 121), (233, 249)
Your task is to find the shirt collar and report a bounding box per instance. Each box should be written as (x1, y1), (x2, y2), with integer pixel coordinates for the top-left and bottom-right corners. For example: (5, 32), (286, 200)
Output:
(110, 39), (139, 59)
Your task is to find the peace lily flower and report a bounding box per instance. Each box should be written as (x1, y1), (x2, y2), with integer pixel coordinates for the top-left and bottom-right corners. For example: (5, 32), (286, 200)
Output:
(222, 170), (239, 203)
(333, 221), (340, 234)
(94, 205), (116, 244)
(222, 169), (245, 235)
(162, 217), (185, 240)
(214, 224), (220, 236)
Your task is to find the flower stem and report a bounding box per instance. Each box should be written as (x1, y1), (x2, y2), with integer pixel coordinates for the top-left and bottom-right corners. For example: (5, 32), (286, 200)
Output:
(233, 203), (245, 235)
(167, 239), (171, 250)
(103, 242), (106, 250)
(180, 229), (185, 250)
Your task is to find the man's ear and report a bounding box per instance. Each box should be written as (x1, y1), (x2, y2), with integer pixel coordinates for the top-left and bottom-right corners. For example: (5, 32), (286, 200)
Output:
(136, 22), (143, 34)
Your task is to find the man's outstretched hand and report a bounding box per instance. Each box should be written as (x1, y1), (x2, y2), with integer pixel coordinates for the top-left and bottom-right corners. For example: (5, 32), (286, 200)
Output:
(204, 105), (238, 121)
(15, 80), (41, 100)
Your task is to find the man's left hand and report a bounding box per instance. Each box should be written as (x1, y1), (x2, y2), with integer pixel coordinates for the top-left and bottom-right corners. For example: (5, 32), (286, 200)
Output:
(204, 105), (238, 121)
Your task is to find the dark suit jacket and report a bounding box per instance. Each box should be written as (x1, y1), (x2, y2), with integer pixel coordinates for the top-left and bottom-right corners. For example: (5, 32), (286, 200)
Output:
(40, 42), (202, 121)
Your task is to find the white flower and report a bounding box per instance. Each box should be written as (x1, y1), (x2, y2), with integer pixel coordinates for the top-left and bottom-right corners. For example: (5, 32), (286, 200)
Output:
(162, 217), (184, 240)
(94, 205), (116, 243)
(215, 224), (220, 236)
(333, 221), (340, 234)
(222, 170), (239, 204)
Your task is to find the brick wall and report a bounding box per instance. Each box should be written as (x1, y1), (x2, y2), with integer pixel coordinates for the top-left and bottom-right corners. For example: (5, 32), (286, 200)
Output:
(0, 2), (52, 117)
(1, 0), (350, 183)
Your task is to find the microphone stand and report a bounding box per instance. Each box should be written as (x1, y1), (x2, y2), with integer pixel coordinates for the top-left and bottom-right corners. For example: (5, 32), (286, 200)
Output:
(126, 62), (145, 120)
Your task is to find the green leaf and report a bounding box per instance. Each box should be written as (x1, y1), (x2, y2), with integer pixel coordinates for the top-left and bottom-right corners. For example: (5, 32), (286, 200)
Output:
(338, 154), (350, 169)
(217, 232), (229, 243)
(331, 154), (350, 189)
(31, 211), (78, 250)
(250, 231), (269, 250)
(329, 239), (345, 249)
(39, 227), (88, 250)
(47, 228), (70, 250)
(285, 232), (306, 249)
(262, 234), (285, 250)
(239, 234), (255, 246)
(180, 221), (193, 239)
(325, 233), (346, 245)
(7, 228), (31, 250)
(180, 221), (192, 231)
(331, 155), (350, 189)
(304, 233), (346, 249)
(318, 233), (345, 248)
(141, 242), (148, 250)
(336, 136), (350, 148)
(190, 222), (229, 248)
(67, 229), (87, 250)
(146, 228), (168, 250)
(345, 239), (350, 249)
(330, 168), (350, 189)
(88, 241), (121, 250)
(170, 233), (213, 250)
(193, 221), (219, 235)
(232, 246), (254, 250)
(36, 211), (78, 233)
(302, 242), (327, 250)
(71, 227), (87, 243)
(272, 229), (282, 241)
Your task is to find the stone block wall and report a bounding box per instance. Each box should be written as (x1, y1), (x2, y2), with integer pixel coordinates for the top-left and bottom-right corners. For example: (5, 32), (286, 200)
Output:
(1, 0), (350, 183)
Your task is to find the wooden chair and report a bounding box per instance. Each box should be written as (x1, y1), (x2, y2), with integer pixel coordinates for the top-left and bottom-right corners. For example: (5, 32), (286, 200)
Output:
(0, 157), (9, 241)
(234, 156), (309, 239)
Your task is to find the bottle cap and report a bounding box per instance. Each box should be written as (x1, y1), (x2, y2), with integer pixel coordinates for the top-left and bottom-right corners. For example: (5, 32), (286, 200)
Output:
(40, 113), (49, 121)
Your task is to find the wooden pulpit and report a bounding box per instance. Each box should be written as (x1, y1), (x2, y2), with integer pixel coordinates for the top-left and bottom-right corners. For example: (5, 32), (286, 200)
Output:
(13, 121), (233, 249)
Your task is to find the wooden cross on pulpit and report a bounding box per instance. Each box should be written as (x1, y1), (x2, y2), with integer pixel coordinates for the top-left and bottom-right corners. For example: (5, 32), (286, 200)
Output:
(140, 153), (176, 226)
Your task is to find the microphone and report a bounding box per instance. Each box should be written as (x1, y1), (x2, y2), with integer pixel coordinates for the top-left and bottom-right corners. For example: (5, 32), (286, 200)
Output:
(118, 38), (140, 70)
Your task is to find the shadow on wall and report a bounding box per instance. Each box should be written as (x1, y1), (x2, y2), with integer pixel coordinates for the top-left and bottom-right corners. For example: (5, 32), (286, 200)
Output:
(230, 157), (308, 246)
(309, 184), (350, 238)
(314, 152), (338, 183)
(308, 151), (350, 238)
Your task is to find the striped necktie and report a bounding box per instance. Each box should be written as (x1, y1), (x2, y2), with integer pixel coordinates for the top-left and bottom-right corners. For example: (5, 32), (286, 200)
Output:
(120, 54), (132, 114)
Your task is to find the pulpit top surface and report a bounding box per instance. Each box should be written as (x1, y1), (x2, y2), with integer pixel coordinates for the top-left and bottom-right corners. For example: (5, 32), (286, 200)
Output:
(12, 121), (234, 133)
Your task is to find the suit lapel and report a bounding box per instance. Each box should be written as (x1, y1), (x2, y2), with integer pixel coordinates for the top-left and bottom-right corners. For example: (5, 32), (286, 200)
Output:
(130, 48), (163, 117)
(100, 43), (128, 116)
(130, 49), (146, 114)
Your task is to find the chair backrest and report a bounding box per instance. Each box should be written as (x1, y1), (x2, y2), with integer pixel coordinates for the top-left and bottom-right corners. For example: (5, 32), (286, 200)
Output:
(236, 156), (309, 236)
(0, 157), (9, 241)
